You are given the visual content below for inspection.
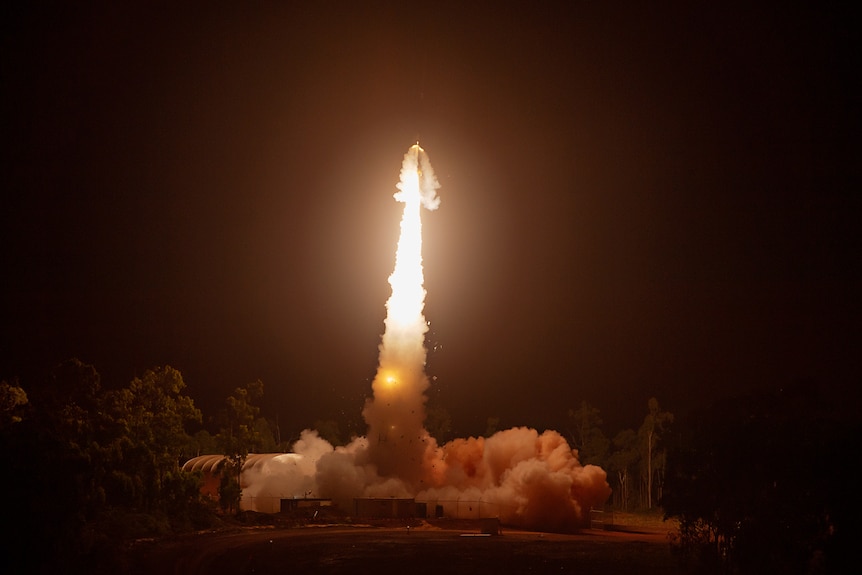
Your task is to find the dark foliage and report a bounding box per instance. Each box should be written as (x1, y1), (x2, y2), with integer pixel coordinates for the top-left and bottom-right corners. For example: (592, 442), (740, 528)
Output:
(663, 383), (859, 574)
(0, 359), (217, 574)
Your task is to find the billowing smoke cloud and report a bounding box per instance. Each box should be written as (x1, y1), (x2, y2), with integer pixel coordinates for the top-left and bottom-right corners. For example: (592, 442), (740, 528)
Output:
(416, 427), (611, 532)
(236, 145), (610, 530)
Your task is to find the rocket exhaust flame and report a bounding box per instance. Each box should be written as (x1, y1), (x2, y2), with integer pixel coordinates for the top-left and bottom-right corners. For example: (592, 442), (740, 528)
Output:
(362, 143), (440, 483)
(231, 143), (611, 531)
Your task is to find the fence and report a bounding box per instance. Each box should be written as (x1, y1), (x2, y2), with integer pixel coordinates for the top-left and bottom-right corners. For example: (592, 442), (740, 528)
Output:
(415, 498), (516, 520)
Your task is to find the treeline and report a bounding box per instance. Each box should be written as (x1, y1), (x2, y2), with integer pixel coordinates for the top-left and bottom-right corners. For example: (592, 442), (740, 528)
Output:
(1, 358), (856, 574)
(662, 383), (858, 574)
(0, 358), (278, 574)
(561, 387), (857, 574)
(561, 397), (673, 513)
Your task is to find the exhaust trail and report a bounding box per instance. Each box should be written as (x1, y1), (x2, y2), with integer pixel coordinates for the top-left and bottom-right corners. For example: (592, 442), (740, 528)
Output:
(203, 143), (612, 531)
(362, 143), (440, 485)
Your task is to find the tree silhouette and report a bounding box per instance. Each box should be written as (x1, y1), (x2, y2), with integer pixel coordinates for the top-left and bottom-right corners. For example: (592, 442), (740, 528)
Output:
(216, 380), (265, 513)
(108, 366), (202, 509)
(605, 428), (639, 511)
(566, 401), (610, 466)
(639, 397), (673, 509)
(663, 386), (855, 573)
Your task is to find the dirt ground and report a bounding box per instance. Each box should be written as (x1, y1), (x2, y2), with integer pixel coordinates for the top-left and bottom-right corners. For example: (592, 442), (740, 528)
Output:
(127, 516), (695, 575)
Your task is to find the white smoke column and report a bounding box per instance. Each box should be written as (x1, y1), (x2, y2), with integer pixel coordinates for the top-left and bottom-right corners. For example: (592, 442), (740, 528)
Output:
(361, 144), (440, 486)
(237, 430), (334, 511)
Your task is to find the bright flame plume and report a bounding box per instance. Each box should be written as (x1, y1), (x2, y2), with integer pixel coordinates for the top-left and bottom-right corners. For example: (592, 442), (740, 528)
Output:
(187, 143), (612, 532)
(362, 143), (440, 483)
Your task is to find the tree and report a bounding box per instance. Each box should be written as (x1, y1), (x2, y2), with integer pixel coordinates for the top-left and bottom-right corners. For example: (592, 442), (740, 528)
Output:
(216, 380), (265, 513)
(605, 428), (639, 511)
(2, 360), (113, 572)
(566, 401), (610, 466)
(217, 380), (265, 455)
(663, 385), (855, 573)
(186, 428), (219, 457)
(107, 366), (202, 510)
(254, 417), (280, 452)
(38, 358), (106, 449)
(1, 360), (212, 573)
(638, 397), (673, 509)
(40, 359), (112, 516)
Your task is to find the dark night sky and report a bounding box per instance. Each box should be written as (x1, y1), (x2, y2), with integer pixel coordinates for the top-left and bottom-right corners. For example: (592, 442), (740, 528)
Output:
(2, 2), (859, 436)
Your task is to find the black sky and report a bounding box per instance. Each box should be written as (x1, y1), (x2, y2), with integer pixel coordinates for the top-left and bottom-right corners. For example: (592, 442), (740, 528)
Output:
(2, 1), (859, 435)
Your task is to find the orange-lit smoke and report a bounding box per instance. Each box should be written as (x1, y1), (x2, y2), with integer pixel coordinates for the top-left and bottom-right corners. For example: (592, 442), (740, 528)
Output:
(415, 427), (612, 532)
(237, 144), (610, 530)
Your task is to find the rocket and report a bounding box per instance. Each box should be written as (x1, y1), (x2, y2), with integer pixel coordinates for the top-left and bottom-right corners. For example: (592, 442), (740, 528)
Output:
(411, 141), (423, 176)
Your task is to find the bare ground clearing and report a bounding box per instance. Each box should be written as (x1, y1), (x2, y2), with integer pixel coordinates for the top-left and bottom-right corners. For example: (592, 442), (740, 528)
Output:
(127, 516), (694, 575)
